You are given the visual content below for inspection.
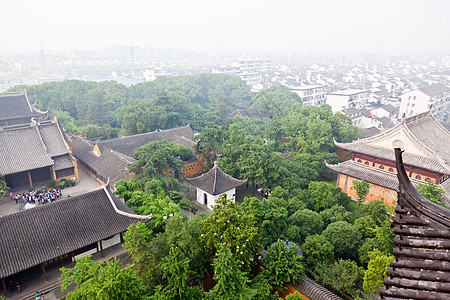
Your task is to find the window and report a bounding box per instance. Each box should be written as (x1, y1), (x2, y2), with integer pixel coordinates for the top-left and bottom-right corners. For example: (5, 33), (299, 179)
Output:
(388, 168), (394, 172)
(203, 193), (208, 205)
(415, 175), (421, 180)
(365, 161), (370, 165)
(357, 159), (362, 163)
(413, 96), (416, 100)
(379, 165), (384, 170)
(425, 178), (432, 183)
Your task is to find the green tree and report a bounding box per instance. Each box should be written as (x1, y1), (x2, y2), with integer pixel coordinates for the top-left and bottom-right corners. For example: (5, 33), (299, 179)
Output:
(0, 174), (10, 197)
(200, 195), (261, 270)
(252, 85), (302, 118)
(363, 249), (393, 295)
(322, 221), (362, 260)
(263, 239), (306, 290)
(353, 179), (370, 216)
(301, 234), (334, 270)
(417, 181), (448, 208)
(285, 293), (303, 300)
(354, 215), (377, 239)
(129, 140), (183, 192)
(159, 247), (190, 298)
(287, 209), (324, 242)
(314, 259), (364, 298)
(196, 122), (227, 170)
(208, 243), (256, 300)
(122, 222), (156, 285)
(60, 256), (149, 300)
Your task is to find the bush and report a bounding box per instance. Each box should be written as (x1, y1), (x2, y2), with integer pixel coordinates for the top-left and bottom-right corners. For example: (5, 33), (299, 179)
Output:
(48, 179), (57, 189)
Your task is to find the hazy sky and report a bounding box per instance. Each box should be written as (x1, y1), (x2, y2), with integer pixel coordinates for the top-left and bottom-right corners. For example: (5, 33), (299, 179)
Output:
(2, 0), (449, 55)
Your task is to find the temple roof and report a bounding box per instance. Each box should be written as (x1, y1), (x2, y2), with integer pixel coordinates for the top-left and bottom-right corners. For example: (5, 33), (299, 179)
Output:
(228, 108), (268, 119)
(72, 137), (135, 183)
(96, 125), (197, 157)
(187, 161), (247, 195)
(335, 112), (450, 174)
(0, 126), (54, 175)
(38, 122), (69, 157)
(0, 92), (35, 121)
(0, 120), (73, 175)
(326, 160), (422, 191)
(378, 148), (450, 299)
(0, 186), (151, 279)
(326, 160), (450, 206)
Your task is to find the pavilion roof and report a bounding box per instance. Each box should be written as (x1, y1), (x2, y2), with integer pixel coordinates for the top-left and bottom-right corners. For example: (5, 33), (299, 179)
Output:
(378, 148), (450, 299)
(0, 187), (150, 279)
(187, 161), (247, 195)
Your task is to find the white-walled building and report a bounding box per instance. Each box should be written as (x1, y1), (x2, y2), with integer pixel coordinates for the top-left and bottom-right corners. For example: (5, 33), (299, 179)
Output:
(326, 89), (370, 112)
(187, 161), (247, 210)
(290, 85), (327, 106)
(398, 83), (449, 120)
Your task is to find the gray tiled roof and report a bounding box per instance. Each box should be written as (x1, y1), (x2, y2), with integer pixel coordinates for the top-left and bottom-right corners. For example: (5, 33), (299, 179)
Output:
(0, 93), (35, 121)
(0, 187), (150, 279)
(417, 83), (449, 97)
(335, 141), (449, 174)
(335, 112), (450, 174)
(378, 149), (450, 299)
(0, 126), (53, 175)
(228, 108), (268, 119)
(405, 114), (450, 165)
(187, 162), (247, 195)
(72, 137), (134, 184)
(96, 125), (197, 157)
(291, 279), (342, 300)
(326, 160), (422, 191)
(38, 123), (69, 157)
(53, 155), (74, 171)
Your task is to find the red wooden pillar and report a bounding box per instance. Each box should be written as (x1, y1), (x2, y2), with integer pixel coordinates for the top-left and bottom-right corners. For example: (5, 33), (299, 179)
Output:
(27, 171), (33, 188)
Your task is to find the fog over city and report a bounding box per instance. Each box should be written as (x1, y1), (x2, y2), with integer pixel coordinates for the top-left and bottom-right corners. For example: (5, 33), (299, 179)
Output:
(2, 0), (449, 55)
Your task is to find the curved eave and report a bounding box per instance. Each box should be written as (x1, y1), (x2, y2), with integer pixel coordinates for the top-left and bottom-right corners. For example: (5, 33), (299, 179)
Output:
(394, 148), (450, 229)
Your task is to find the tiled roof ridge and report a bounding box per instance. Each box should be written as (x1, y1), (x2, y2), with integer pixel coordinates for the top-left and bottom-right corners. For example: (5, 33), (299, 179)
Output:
(35, 124), (50, 155)
(212, 162), (218, 194)
(96, 125), (193, 143)
(326, 160), (423, 186)
(109, 149), (134, 164)
(402, 113), (450, 173)
(23, 92), (34, 113)
(101, 185), (151, 220)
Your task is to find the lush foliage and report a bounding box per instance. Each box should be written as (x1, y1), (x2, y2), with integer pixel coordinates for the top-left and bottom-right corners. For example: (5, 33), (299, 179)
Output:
(417, 181), (448, 208)
(363, 249), (393, 294)
(251, 85), (302, 118)
(200, 195), (261, 270)
(262, 240), (306, 290)
(60, 256), (149, 300)
(209, 243), (256, 300)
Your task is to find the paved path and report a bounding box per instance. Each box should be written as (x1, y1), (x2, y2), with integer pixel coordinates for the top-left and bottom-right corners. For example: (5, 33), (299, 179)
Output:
(0, 168), (101, 218)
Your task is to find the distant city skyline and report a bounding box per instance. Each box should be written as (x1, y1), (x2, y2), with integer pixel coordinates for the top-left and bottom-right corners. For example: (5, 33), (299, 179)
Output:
(1, 0), (450, 56)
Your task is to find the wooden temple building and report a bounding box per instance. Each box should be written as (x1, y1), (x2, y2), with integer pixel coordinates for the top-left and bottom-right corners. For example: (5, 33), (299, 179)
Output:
(187, 161), (247, 209)
(327, 111), (450, 207)
(0, 185), (151, 297)
(71, 125), (203, 188)
(377, 148), (450, 299)
(0, 91), (48, 127)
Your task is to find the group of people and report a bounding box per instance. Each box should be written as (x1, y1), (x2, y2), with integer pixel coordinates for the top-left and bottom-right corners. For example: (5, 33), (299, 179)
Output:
(10, 188), (62, 205)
